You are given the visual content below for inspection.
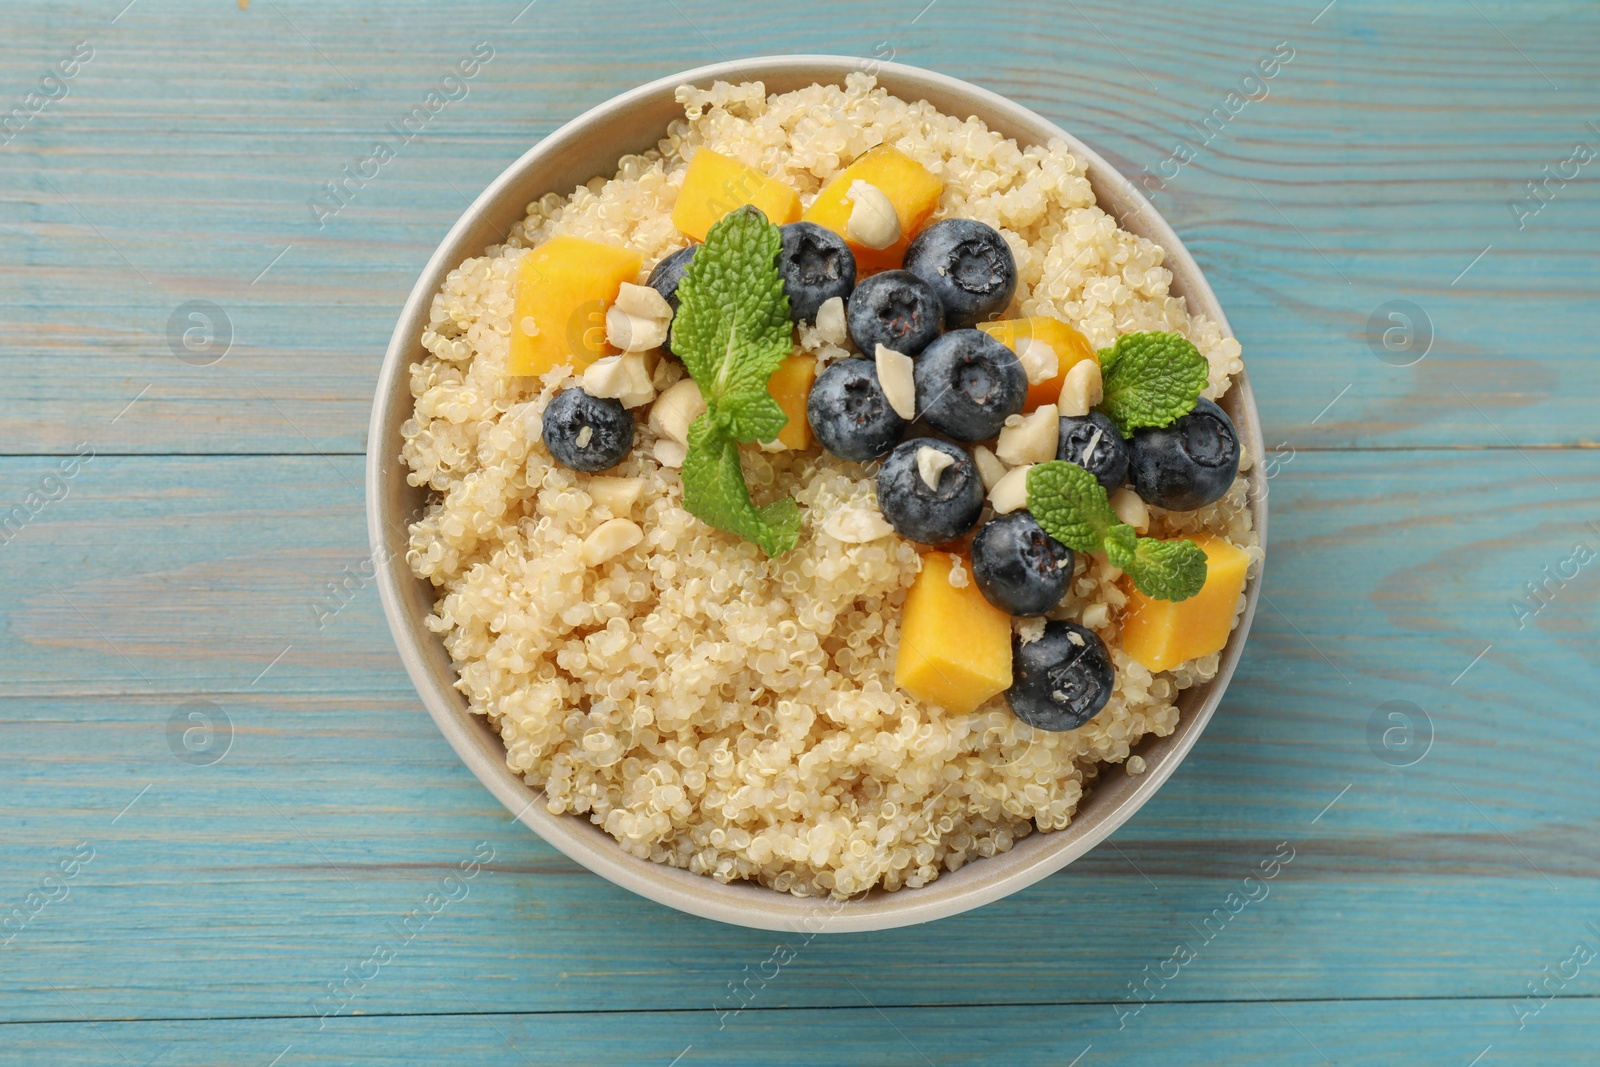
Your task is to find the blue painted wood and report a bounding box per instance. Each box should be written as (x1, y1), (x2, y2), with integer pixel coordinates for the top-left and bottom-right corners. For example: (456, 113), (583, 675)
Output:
(1, 0), (1597, 1061)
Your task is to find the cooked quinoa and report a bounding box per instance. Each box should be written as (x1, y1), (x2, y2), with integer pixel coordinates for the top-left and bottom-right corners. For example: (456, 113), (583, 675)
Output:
(401, 74), (1260, 899)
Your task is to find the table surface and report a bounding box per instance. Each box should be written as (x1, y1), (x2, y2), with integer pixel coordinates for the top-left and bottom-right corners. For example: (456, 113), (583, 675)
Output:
(3, 0), (1597, 1063)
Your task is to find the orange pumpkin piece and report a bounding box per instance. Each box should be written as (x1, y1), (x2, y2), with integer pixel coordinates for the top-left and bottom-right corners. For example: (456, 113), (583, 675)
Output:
(800, 145), (945, 274)
(508, 236), (642, 377)
(1120, 533), (1251, 673)
(671, 148), (801, 241)
(766, 354), (816, 450)
(978, 316), (1099, 411)
(894, 552), (1014, 714)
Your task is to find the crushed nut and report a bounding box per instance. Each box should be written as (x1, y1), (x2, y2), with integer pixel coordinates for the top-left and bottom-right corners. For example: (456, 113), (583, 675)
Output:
(1016, 337), (1059, 386)
(587, 476), (644, 517)
(972, 445), (1008, 491)
(845, 180), (901, 250)
(996, 403), (1059, 466)
(1057, 358), (1103, 417)
(821, 507), (895, 543)
(916, 445), (954, 490)
(814, 296), (848, 345)
(988, 463), (1033, 514)
(605, 282), (673, 352)
(876, 343), (917, 420)
(581, 517), (644, 566)
(648, 379), (706, 445)
(1110, 487), (1150, 534)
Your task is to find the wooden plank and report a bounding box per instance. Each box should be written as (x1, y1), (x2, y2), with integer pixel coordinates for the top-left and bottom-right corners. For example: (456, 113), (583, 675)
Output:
(0, 0), (1595, 454)
(1, 999), (1597, 1066)
(2, 448), (1598, 1021)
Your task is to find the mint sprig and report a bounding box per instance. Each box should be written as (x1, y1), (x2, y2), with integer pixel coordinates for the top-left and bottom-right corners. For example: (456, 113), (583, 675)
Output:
(671, 205), (800, 557)
(1025, 461), (1207, 602)
(1095, 331), (1209, 438)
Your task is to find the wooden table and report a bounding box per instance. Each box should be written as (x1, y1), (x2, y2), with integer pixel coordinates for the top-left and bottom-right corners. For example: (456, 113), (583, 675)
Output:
(3, 1), (1595, 1062)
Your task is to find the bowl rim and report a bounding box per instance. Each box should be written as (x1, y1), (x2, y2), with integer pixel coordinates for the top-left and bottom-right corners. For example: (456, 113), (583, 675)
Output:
(367, 54), (1266, 933)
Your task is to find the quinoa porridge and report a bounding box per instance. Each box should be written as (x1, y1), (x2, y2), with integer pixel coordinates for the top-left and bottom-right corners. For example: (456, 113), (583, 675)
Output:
(400, 73), (1261, 899)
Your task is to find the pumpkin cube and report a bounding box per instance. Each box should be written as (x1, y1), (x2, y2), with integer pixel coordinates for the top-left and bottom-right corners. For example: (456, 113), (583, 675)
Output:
(672, 148), (801, 241)
(766, 354), (816, 450)
(1120, 533), (1251, 673)
(895, 552), (1014, 714)
(801, 145), (945, 274)
(979, 316), (1098, 411)
(509, 236), (642, 377)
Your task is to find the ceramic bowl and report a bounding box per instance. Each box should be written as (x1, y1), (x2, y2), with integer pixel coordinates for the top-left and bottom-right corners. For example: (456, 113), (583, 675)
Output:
(368, 54), (1266, 933)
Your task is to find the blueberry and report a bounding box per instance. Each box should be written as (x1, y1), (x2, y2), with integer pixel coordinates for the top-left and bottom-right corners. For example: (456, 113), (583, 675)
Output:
(912, 329), (1028, 442)
(646, 245), (697, 311)
(807, 358), (907, 462)
(1057, 410), (1131, 492)
(875, 438), (984, 544)
(1006, 621), (1115, 732)
(1128, 398), (1240, 511)
(647, 244), (697, 356)
(971, 512), (1075, 616)
(542, 387), (634, 472)
(903, 218), (1017, 329)
(779, 222), (856, 324)
(846, 270), (944, 356)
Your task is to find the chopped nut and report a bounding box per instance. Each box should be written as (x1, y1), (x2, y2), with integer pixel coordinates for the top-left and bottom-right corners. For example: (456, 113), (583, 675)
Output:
(995, 403), (1059, 466)
(876, 343), (917, 420)
(605, 283), (673, 353)
(575, 426), (593, 449)
(648, 379), (706, 445)
(814, 296), (847, 345)
(1110, 487), (1150, 534)
(988, 463), (1033, 514)
(1057, 358), (1103, 417)
(588, 476), (644, 517)
(652, 438), (687, 468)
(821, 507), (895, 543)
(845, 180), (901, 250)
(758, 438), (787, 453)
(1065, 628), (1086, 647)
(916, 445), (954, 490)
(1016, 337), (1060, 386)
(1016, 617), (1047, 645)
(581, 517), (643, 566)
(613, 281), (671, 320)
(1081, 602), (1110, 629)
(583, 351), (656, 408)
(972, 445), (1007, 491)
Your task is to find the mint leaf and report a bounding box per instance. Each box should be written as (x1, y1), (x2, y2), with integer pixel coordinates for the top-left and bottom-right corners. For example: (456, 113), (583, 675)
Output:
(717, 390), (788, 445)
(1124, 536), (1208, 601)
(669, 205), (800, 556)
(672, 206), (793, 410)
(1102, 524), (1138, 572)
(1096, 331), (1209, 437)
(1026, 458), (1208, 602)
(1026, 461), (1119, 554)
(680, 418), (800, 557)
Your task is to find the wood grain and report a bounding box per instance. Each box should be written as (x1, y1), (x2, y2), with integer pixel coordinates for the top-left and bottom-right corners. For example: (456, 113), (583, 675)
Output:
(1, 0), (1596, 1060)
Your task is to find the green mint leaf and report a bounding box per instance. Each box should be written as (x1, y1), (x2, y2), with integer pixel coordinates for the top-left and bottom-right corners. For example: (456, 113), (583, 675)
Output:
(668, 204), (800, 554)
(680, 417), (800, 557)
(1096, 331), (1210, 437)
(718, 391), (788, 445)
(671, 205), (794, 411)
(1124, 536), (1208, 601)
(1025, 461), (1120, 554)
(1102, 524), (1138, 571)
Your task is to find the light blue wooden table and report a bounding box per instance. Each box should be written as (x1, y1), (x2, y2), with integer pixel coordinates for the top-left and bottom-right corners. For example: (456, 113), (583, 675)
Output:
(3, 1), (1596, 1063)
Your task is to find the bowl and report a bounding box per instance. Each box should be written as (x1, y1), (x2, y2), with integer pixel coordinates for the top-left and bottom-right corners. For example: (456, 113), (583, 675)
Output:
(368, 55), (1266, 933)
